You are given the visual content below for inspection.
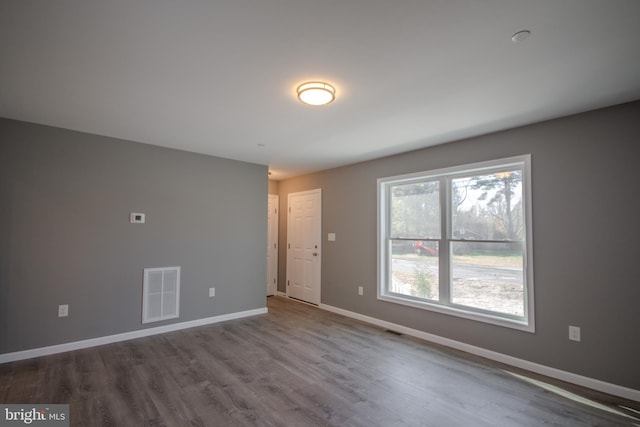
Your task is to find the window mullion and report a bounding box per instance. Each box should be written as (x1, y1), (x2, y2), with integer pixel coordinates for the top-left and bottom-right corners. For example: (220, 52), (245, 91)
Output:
(439, 177), (450, 304)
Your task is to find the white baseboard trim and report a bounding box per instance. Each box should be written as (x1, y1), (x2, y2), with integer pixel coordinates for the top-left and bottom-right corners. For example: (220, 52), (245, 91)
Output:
(319, 303), (640, 403)
(276, 291), (287, 298)
(0, 307), (268, 365)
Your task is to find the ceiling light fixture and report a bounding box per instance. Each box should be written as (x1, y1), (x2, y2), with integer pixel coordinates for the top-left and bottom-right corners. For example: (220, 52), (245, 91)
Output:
(511, 30), (531, 43)
(297, 82), (336, 106)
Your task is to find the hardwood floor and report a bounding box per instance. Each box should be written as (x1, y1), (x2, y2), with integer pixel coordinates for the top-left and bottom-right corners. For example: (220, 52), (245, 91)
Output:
(1, 296), (638, 426)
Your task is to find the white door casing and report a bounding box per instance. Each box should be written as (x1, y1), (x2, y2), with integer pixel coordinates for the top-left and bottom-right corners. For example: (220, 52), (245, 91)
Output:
(266, 195), (279, 296)
(287, 189), (321, 305)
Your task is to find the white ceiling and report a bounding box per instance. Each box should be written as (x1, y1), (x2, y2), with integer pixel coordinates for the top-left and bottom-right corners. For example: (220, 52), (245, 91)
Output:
(2, 1), (640, 180)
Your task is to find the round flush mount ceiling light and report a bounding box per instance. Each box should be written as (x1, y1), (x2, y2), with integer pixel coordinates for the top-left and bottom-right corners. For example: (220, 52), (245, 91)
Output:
(297, 82), (336, 106)
(511, 30), (531, 43)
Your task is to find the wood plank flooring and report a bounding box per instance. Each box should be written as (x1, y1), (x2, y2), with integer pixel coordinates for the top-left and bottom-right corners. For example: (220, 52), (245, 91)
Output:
(1, 296), (638, 426)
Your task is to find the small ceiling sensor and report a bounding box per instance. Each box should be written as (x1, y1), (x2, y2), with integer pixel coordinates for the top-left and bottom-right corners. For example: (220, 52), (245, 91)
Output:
(512, 30), (531, 43)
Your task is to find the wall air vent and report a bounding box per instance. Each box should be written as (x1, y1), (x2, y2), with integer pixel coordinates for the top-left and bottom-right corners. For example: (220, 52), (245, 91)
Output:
(142, 266), (181, 324)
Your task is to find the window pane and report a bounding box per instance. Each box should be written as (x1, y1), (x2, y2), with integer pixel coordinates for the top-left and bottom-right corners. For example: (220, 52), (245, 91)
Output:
(452, 170), (523, 240)
(390, 239), (439, 300)
(390, 181), (440, 239)
(450, 242), (524, 317)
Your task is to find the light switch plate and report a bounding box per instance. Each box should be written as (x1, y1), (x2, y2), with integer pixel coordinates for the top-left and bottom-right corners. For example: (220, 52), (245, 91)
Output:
(569, 325), (581, 342)
(58, 304), (69, 317)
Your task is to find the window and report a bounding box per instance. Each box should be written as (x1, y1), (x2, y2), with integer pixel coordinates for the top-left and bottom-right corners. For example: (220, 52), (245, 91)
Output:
(378, 156), (534, 331)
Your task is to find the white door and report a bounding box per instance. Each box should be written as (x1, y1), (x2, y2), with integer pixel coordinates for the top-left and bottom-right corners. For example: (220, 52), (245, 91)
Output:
(266, 195), (279, 296)
(287, 189), (321, 305)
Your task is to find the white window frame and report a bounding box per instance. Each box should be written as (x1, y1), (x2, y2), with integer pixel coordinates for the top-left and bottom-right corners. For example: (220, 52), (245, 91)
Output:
(377, 155), (534, 332)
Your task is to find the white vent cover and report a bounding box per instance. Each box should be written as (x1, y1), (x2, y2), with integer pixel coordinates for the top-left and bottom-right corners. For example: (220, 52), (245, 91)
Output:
(142, 266), (181, 324)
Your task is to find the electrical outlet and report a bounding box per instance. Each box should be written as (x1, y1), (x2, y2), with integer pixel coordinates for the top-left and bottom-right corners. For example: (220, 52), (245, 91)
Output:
(568, 325), (581, 342)
(358, 286), (363, 296)
(58, 304), (69, 317)
(209, 287), (215, 298)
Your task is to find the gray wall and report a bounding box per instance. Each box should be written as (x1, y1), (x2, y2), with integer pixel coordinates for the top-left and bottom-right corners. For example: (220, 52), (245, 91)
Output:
(0, 119), (268, 354)
(277, 101), (640, 390)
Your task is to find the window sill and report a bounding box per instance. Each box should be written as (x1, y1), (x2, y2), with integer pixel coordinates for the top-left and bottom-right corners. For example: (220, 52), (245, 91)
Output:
(378, 292), (535, 333)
